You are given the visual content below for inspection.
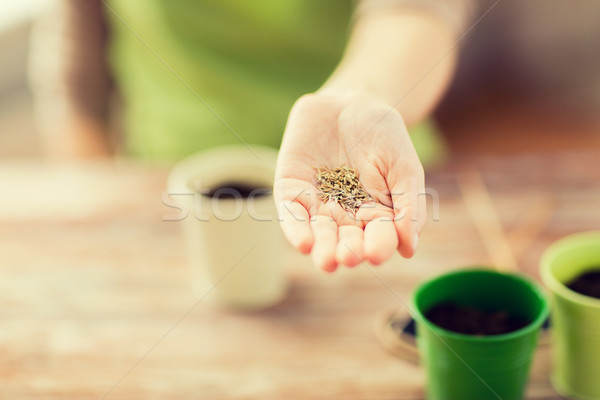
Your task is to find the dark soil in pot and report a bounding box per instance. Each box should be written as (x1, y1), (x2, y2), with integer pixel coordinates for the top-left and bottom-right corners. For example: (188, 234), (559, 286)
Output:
(566, 269), (600, 299)
(203, 182), (271, 199)
(424, 302), (530, 336)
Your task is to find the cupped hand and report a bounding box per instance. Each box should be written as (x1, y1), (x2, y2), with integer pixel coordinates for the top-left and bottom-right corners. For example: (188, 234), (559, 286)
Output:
(274, 91), (427, 272)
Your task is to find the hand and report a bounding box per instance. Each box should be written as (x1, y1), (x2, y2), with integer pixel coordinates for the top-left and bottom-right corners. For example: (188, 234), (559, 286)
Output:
(274, 91), (426, 272)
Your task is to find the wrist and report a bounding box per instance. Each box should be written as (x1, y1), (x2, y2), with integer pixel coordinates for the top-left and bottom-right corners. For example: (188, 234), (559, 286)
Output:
(317, 82), (392, 108)
(320, 6), (458, 126)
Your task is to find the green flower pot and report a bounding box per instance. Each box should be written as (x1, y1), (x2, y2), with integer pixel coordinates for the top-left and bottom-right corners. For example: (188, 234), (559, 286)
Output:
(540, 231), (600, 400)
(412, 269), (549, 400)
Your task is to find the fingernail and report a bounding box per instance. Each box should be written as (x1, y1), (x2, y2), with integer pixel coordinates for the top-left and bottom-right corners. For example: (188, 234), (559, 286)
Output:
(412, 232), (420, 254)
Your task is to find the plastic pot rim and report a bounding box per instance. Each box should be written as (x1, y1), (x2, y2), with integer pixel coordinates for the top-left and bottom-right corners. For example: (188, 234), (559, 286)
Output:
(540, 231), (600, 309)
(412, 268), (550, 343)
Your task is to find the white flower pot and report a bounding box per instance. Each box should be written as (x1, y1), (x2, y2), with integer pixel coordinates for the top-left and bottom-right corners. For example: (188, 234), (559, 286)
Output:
(168, 144), (287, 310)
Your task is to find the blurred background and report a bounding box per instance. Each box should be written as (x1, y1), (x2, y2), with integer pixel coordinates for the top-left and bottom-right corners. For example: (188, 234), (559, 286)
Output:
(0, 0), (48, 158)
(1, 0), (599, 398)
(2, 0), (600, 159)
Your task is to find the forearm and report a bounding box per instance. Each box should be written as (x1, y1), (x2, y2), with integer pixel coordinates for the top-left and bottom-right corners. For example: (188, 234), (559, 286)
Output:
(28, 0), (112, 158)
(322, 2), (473, 126)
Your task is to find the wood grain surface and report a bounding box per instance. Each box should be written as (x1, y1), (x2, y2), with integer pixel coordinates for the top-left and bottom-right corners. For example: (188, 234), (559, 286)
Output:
(1, 151), (599, 399)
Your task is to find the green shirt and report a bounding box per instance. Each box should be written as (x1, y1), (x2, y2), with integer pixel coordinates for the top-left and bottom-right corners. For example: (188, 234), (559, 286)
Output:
(106, 0), (352, 160)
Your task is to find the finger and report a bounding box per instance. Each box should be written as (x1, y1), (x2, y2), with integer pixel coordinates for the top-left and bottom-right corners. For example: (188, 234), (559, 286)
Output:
(394, 210), (421, 258)
(363, 217), (398, 265)
(278, 200), (314, 254)
(356, 202), (397, 265)
(355, 201), (393, 225)
(336, 225), (364, 267)
(310, 215), (338, 273)
(390, 173), (426, 258)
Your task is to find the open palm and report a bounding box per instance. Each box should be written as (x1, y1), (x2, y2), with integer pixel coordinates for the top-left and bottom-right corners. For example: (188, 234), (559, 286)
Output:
(275, 92), (426, 272)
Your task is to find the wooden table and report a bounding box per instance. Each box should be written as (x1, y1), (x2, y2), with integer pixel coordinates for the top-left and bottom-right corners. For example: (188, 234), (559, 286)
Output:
(1, 151), (599, 399)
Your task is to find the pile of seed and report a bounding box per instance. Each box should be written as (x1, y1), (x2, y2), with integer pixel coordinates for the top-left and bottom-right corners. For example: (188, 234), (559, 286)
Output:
(315, 165), (374, 213)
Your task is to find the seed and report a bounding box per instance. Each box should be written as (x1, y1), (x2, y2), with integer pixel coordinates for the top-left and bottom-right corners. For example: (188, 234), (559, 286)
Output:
(315, 165), (374, 213)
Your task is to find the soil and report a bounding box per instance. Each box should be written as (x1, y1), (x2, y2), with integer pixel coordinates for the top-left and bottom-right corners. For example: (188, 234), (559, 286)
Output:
(203, 182), (271, 199)
(566, 269), (600, 299)
(424, 302), (530, 336)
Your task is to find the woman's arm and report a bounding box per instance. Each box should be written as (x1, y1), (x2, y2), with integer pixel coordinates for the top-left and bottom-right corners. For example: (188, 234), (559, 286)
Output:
(28, 0), (112, 159)
(323, 0), (475, 126)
